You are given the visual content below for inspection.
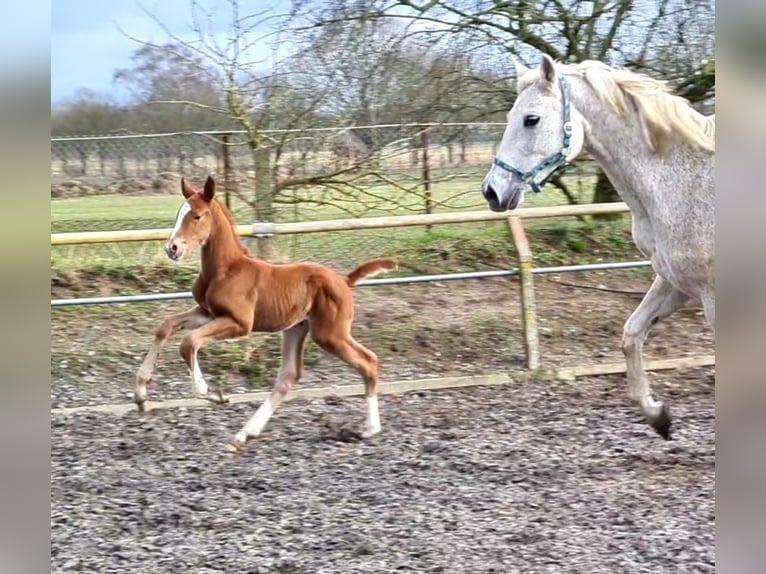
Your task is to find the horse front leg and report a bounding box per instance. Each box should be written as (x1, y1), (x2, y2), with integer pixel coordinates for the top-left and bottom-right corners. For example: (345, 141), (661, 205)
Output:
(622, 275), (689, 439)
(179, 316), (250, 405)
(135, 306), (212, 411)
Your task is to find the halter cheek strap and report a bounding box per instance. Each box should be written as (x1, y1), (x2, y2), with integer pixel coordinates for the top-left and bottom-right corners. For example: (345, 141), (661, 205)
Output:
(493, 76), (574, 193)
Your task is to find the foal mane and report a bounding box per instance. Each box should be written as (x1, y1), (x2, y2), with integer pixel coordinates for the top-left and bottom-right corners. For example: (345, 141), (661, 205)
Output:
(554, 60), (715, 156)
(210, 198), (249, 254)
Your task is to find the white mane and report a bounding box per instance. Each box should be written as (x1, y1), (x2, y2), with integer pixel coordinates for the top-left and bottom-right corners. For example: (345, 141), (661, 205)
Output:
(519, 59), (715, 155)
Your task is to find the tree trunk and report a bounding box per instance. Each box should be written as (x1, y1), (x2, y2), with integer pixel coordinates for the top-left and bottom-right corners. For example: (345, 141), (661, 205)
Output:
(591, 169), (621, 220)
(253, 146), (278, 259)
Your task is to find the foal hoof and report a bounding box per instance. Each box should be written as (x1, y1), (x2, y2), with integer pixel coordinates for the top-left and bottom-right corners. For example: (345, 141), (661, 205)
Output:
(206, 389), (229, 405)
(224, 439), (246, 454)
(648, 404), (672, 440)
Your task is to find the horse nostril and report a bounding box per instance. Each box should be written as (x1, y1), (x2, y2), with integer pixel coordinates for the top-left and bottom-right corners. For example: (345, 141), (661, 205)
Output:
(484, 185), (499, 206)
(170, 242), (178, 253)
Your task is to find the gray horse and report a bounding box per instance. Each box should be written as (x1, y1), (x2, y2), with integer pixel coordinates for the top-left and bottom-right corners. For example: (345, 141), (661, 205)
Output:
(481, 54), (714, 439)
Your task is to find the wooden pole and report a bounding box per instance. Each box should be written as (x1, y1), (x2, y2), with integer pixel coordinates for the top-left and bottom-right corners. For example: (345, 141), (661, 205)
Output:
(556, 355), (715, 381)
(51, 202), (631, 246)
(509, 215), (540, 370)
(421, 127), (433, 230)
(222, 134), (232, 210)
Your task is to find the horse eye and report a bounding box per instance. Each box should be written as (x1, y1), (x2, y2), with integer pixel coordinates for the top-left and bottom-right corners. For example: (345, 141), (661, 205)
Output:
(524, 115), (540, 127)
(193, 214), (201, 220)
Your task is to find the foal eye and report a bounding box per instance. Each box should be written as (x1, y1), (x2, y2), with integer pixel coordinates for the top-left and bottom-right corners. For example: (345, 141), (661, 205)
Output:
(524, 115), (540, 127)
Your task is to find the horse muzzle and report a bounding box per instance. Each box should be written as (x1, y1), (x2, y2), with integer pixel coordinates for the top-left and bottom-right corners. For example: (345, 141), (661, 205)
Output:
(165, 240), (185, 261)
(482, 180), (522, 212)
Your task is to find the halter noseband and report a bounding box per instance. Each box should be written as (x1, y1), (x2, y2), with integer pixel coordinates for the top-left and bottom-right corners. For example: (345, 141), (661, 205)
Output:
(493, 76), (573, 193)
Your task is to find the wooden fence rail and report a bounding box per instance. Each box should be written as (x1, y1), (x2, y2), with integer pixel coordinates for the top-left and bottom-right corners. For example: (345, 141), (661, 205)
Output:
(51, 202), (631, 246)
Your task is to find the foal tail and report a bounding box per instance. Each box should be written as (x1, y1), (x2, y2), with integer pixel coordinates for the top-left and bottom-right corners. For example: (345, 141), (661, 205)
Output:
(346, 258), (398, 287)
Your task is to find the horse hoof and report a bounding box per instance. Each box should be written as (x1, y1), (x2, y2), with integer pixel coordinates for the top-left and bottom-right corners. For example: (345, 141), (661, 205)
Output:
(362, 426), (381, 439)
(225, 439), (245, 454)
(205, 390), (229, 405)
(134, 398), (147, 413)
(648, 404), (672, 440)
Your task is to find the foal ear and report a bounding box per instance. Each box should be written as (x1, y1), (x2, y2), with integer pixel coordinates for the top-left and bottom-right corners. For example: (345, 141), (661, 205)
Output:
(181, 178), (196, 199)
(540, 53), (557, 85)
(202, 175), (216, 202)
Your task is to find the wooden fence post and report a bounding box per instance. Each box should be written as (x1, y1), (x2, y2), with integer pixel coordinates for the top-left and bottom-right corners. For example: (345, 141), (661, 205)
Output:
(421, 127), (433, 230)
(508, 215), (540, 370)
(222, 134), (232, 210)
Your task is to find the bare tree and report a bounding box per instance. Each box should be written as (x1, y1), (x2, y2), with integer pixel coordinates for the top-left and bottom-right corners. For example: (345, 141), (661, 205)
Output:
(301, 0), (714, 207)
(51, 89), (128, 136)
(116, 0), (427, 256)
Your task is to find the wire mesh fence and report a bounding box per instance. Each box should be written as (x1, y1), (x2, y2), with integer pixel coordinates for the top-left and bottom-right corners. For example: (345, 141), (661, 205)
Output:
(51, 124), (505, 182)
(50, 122), (605, 275)
(51, 123), (600, 219)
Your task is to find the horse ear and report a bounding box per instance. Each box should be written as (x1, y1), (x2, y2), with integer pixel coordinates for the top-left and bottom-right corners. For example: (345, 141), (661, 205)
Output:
(181, 178), (195, 199)
(540, 53), (557, 84)
(512, 55), (531, 80)
(202, 175), (216, 202)
(512, 55), (536, 91)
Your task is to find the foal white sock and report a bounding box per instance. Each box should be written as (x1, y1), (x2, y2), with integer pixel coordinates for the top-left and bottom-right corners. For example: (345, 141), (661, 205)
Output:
(365, 395), (381, 433)
(235, 397), (275, 443)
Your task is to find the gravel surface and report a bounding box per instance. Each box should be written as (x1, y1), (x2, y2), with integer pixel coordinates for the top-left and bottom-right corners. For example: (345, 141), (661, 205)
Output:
(51, 370), (715, 573)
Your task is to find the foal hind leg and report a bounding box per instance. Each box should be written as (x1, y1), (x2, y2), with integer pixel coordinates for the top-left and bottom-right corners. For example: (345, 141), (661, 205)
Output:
(313, 325), (381, 437)
(135, 306), (211, 411)
(226, 321), (310, 453)
(622, 275), (689, 439)
(179, 316), (250, 405)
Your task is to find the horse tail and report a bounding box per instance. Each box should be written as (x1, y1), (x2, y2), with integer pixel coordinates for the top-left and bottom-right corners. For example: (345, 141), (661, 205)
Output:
(346, 258), (398, 287)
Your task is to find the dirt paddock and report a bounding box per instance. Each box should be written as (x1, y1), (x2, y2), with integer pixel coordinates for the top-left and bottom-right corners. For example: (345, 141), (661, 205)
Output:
(51, 369), (715, 574)
(51, 270), (715, 573)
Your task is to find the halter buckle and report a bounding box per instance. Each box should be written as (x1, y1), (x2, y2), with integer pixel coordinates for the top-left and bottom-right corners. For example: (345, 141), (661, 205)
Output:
(563, 121), (574, 136)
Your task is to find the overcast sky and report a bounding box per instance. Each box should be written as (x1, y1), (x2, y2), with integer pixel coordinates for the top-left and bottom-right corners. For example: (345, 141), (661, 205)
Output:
(51, 0), (284, 105)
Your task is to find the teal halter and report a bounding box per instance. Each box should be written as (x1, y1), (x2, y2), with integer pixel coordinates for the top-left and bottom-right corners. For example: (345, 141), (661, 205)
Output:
(493, 76), (574, 193)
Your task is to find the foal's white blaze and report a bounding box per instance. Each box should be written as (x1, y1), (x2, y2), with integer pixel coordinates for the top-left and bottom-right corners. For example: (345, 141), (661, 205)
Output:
(365, 395), (381, 434)
(235, 397), (275, 443)
(169, 200), (192, 241)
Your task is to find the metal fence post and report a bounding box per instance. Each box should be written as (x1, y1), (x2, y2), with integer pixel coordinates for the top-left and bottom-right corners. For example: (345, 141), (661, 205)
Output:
(508, 215), (540, 370)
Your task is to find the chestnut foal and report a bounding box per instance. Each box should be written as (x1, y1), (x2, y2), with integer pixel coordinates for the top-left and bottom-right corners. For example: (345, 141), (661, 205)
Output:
(135, 175), (397, 452)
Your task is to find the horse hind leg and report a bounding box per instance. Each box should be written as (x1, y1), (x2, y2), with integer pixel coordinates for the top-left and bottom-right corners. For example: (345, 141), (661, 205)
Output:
(312, 325), (381, 438)
(226, 321), (310, 453)
(622, 276), (689, 439)
(349, 338), (381, 437)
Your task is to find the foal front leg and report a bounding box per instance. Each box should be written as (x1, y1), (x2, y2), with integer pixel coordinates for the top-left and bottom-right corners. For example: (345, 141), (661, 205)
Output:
(622, 275), (689, 439)
(179, 316), (250, 405)
(135, 306), (211, 410)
